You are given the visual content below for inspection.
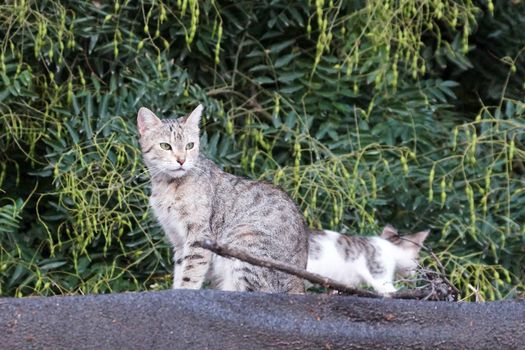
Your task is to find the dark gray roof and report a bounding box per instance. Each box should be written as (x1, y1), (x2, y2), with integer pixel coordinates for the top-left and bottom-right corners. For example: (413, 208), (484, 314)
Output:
(1, 289), (524, 349)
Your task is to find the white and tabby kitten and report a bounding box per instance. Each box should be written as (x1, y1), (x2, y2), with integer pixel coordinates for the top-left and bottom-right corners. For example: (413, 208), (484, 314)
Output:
(307, 225), (429, 294)
(137, 105), (308, 293)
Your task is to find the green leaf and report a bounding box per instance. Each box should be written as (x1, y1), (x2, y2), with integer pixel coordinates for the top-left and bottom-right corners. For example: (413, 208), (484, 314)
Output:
(274, 53), (299, 68)
(269, 39), (295, 54)
(254, 76), (274, 84)
(277, 72), (303, 83)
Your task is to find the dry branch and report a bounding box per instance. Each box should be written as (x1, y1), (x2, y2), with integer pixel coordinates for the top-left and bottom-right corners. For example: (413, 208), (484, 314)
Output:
(424, 247), (461, 297)
(197, 239), (450, 300)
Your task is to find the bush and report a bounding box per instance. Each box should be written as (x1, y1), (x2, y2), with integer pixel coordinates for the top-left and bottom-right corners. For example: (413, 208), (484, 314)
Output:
(0, 0), (523, 300)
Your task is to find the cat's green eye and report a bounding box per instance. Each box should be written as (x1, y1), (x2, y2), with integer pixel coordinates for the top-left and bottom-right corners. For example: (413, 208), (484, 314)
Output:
(159, 142), (172, 150)
(185, 142), (194, 150)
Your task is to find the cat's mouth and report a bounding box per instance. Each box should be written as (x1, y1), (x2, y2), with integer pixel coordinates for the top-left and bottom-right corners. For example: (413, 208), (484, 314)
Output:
(165, 164), (191, 177)
(168, 167), (187, 177)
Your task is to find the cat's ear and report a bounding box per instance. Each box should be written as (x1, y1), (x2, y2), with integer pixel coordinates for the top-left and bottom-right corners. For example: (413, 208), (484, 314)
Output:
(404, 230), (430, 250)
(137, 107), (162, 136)
(182, 104), (203, 129)
(380, 225), (398, 240)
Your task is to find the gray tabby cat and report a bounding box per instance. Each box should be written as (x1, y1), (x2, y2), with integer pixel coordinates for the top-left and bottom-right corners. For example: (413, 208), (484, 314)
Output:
(137, 104), (308, 293)
(307, 225), (429, 294)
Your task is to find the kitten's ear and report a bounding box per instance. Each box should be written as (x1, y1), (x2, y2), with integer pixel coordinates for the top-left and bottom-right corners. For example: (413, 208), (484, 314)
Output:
(380, 225), (398, 240)
(182, 104), (203, 129)
(405, 230), (430, 249)
(137, 107), (162, 136)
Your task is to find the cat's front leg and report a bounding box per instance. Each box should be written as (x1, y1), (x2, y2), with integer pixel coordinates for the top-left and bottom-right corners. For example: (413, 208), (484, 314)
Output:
(174, 240), (212, 290)
(172, 248), (184, 287)
(371, 280), (397, 296)
(358, 270), (397, 296)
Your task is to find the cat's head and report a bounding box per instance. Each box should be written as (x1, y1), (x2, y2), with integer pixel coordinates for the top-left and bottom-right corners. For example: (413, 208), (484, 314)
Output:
(137, 105), (203, 179)
(380, 225), (429, 277)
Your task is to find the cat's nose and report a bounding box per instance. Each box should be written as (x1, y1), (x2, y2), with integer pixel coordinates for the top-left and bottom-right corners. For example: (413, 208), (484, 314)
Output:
(176, 157), (185, 165)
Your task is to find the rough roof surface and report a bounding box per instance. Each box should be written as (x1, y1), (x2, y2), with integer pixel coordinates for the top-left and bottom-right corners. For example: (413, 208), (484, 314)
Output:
(1, 289), (524, 349)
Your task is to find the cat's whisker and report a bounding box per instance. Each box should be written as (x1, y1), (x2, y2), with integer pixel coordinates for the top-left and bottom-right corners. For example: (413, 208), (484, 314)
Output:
(188, 165), (208, 176)
(142, 166), (165, 179)
(140, 167), (162, 177)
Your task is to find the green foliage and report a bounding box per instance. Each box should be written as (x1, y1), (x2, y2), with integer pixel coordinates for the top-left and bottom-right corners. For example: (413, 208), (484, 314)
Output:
(0, 0), (524, 301)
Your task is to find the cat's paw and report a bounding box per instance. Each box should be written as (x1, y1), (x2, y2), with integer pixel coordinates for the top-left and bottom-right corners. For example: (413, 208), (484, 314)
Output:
(374, 283), (397, 296)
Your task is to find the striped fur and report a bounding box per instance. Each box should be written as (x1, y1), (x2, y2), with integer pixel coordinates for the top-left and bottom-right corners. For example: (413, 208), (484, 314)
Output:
(137, 105), (308, 293)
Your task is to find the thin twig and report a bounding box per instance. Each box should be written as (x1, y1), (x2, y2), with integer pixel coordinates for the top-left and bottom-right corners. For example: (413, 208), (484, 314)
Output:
(197, 240), (448, 300)
(197, 239), (378, 298)
(423, 246), (461, 297)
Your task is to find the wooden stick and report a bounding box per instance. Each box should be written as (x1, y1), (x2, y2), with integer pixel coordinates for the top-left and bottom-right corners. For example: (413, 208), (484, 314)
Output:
(197, 239), (446, 300)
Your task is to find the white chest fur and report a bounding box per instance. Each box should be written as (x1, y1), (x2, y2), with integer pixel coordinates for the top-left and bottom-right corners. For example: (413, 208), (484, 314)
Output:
(150, 186), (186, 249)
